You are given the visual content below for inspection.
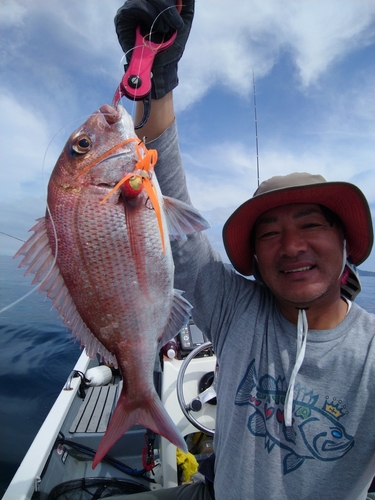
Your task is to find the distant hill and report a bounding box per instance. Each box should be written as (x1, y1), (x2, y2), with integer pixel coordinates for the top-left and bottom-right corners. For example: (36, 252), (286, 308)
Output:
(358, 269), (375, 277)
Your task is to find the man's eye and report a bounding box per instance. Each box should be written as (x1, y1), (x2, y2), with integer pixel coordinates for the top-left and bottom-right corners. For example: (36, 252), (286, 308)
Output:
(258, 231), (278, 239)
(302, 223), (323, 229)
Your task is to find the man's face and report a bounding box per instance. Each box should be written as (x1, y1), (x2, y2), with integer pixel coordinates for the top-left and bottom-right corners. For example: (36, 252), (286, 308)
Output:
(254, 203), (344, 310)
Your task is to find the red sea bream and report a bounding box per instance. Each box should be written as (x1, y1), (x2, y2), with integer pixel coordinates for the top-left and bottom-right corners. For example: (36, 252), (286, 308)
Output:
(14, 104), (209, 467)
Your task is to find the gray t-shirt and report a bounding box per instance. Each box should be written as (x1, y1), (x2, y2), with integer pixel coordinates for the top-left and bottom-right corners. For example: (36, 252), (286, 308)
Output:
(149, 121), (375, 500)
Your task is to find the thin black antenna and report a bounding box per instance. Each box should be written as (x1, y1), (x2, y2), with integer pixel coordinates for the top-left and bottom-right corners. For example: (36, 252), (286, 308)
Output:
(252, 69), (260, 187)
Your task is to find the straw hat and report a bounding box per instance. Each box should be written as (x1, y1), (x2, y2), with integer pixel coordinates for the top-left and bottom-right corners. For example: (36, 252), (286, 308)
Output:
(222, 173), (373, 277)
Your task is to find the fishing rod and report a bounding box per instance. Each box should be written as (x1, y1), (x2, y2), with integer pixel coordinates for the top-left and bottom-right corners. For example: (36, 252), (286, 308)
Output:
(252, 69), (260, 187)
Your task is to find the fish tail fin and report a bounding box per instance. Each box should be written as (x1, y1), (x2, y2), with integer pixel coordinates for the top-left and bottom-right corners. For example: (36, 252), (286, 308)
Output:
(92, 392), (187, 469)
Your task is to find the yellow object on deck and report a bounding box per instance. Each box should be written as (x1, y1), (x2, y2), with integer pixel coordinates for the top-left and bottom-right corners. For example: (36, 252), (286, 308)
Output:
(176, 448), (199, 483)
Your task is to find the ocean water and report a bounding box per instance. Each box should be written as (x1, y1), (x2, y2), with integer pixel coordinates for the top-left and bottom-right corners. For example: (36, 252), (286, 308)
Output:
(0, 254), (374, 495)
(0, 255), (80, 496)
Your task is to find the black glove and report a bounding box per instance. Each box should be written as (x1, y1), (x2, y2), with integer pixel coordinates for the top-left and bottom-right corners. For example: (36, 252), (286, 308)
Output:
(114, 0), (194, 99)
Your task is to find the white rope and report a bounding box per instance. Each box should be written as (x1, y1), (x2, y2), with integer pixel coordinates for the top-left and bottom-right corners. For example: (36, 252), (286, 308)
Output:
(284, 309), (308, 427)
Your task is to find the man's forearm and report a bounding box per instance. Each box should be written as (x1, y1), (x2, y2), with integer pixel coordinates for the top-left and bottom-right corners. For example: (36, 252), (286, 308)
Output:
(135, 92), (175, 143)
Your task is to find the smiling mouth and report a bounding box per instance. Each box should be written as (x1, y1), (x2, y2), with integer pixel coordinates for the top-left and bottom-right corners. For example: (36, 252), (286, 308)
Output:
(282, 266), (315, 274)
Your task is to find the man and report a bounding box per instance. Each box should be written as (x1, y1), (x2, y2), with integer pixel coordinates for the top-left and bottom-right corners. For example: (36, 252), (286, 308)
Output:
(111, 1), (375, 499)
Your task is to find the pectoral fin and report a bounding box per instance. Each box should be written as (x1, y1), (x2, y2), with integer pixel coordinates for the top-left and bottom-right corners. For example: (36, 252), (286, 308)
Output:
(163, 196), (210, 241)
(158, 289), (192, 349)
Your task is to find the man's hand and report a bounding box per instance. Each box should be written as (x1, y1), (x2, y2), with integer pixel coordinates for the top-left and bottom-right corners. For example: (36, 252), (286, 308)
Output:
(115, 0), (195, 99)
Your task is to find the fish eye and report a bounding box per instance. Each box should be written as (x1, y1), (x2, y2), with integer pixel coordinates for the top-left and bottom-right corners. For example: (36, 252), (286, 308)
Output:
(331, 428), (342, 439)
(72, 135), (92, 154)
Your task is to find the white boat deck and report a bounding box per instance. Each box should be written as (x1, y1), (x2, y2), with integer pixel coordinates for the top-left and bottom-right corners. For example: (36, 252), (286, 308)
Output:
(69, 383), (119, 434)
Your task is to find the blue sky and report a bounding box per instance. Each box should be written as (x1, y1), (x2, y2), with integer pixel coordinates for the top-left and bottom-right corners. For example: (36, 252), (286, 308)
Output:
(1, 0), (374, 270)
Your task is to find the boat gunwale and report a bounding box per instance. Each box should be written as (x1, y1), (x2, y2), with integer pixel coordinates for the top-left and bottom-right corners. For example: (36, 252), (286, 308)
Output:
(3, 350), (91, 500)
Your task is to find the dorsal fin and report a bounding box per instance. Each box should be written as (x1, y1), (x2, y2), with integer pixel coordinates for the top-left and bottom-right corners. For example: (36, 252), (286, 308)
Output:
(14, 218), (117, 366)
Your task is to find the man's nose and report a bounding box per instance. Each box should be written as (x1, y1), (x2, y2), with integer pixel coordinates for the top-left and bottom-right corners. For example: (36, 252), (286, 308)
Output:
(279, 229), (308, 255)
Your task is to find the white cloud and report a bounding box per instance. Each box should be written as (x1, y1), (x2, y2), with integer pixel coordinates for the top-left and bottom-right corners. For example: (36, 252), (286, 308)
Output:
(319, 73), (375, 140)
(285, 1), (375, 87)
(0, 0), (374, 269)
(183, 135), (375, 208)
(0, 0), (27, 27)
(176, 0), (375, 110)
(181, 141), (258, 211)
(0, 92), (64, 202)
(2, 1), (374, 113)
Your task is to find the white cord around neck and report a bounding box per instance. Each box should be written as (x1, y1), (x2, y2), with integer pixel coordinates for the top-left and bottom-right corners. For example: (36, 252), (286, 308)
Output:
(284, 309), (308, 427)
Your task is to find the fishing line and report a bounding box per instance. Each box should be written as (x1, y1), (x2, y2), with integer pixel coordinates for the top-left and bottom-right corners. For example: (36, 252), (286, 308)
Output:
(117, 5), (183, 119)
(149, 5), (183, 39)
(0, 108), (144, 317)
(2, 6), (181, 315)
(0, 231), (25, 243)
(120, 48), (142, 119)
(0, 233), (39, 314)
(0, 284), (40, 314)
(0, 115), (92, 316)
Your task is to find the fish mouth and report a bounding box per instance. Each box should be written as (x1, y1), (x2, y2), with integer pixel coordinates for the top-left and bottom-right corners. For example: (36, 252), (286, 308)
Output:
(95, 181), (123, 204)
(322, 440), (353, 453)
(99, 104), (122, 124)
(93, 151), (134, 170)
(95, 182), (121, 202)
(97, 182), (117, 189)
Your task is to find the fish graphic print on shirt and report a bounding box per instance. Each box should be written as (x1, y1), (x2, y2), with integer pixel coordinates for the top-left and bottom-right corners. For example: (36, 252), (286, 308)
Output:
(235, 360), (354, 475)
